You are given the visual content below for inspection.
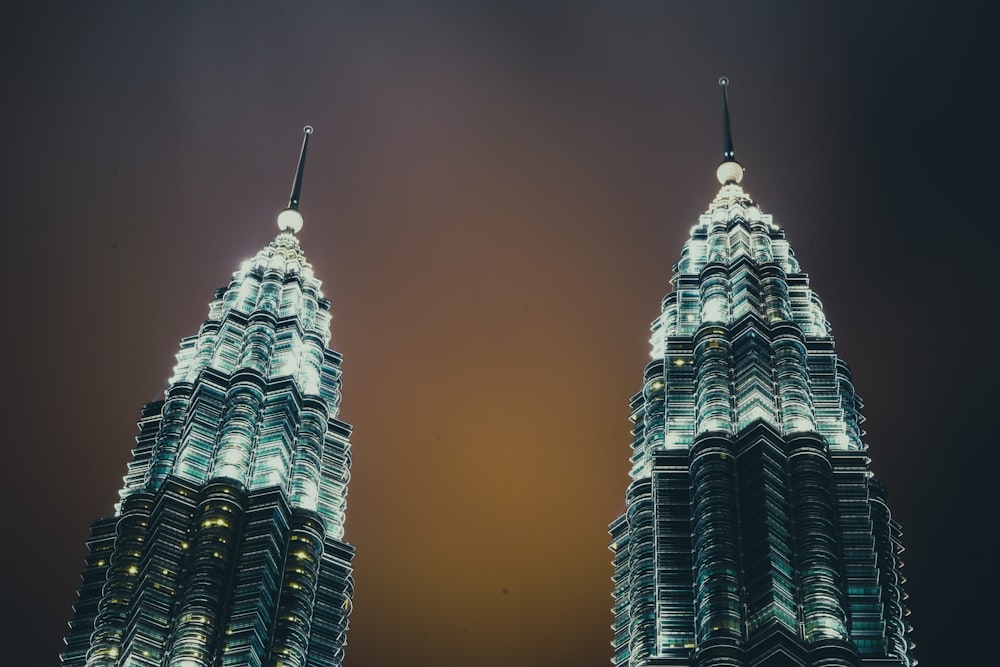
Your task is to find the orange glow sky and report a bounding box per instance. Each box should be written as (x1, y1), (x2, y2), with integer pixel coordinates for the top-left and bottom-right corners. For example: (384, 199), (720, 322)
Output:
(1, 3), (994, 665)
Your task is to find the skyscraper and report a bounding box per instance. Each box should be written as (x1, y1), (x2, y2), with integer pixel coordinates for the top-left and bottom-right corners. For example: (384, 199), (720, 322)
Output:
(62, 128), (355, 667)
(609, 81), (915, 667)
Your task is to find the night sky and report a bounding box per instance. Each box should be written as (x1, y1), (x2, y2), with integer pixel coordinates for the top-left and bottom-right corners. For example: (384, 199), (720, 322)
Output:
(2, 2), (996, 665)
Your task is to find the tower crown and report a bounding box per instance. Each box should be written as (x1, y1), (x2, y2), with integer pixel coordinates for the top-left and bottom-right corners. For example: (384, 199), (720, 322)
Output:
(63, 128), (356, 667)
(610, 81), (914, 667)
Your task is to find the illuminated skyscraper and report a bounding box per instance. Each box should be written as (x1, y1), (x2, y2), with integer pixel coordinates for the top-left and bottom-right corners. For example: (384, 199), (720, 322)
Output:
(62, 128), (355, 667)
(609, 81), (915, 667)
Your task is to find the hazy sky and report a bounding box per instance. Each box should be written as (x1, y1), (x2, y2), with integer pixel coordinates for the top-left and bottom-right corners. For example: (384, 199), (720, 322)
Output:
(1, 2), (995, 665)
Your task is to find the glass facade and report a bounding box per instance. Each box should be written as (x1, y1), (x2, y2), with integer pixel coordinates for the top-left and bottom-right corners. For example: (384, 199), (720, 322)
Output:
(63, 132), (355, 667)
(610, 157), (915, 666)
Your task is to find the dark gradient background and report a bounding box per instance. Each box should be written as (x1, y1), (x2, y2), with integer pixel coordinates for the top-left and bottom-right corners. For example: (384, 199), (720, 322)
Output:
(1, 2), (995, 665)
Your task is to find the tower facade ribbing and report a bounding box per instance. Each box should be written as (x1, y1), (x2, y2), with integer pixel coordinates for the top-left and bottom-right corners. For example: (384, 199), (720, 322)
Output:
(62, 128), (355, 667)
(609, 83), (915, 667)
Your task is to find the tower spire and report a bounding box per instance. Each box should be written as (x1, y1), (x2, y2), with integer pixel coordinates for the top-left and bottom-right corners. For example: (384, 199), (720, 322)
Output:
(716, 77), (744, 185)
(277, 125), (314, 234)
(721, 76), (735, 162)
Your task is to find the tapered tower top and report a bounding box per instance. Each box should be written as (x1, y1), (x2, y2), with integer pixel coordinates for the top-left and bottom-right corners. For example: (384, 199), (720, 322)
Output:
(716, 77), (744, 185)
(276, 125), (314, 234)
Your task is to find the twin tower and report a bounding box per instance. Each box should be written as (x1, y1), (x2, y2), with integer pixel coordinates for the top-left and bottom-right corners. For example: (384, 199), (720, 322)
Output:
(63, 84), (916, 667)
